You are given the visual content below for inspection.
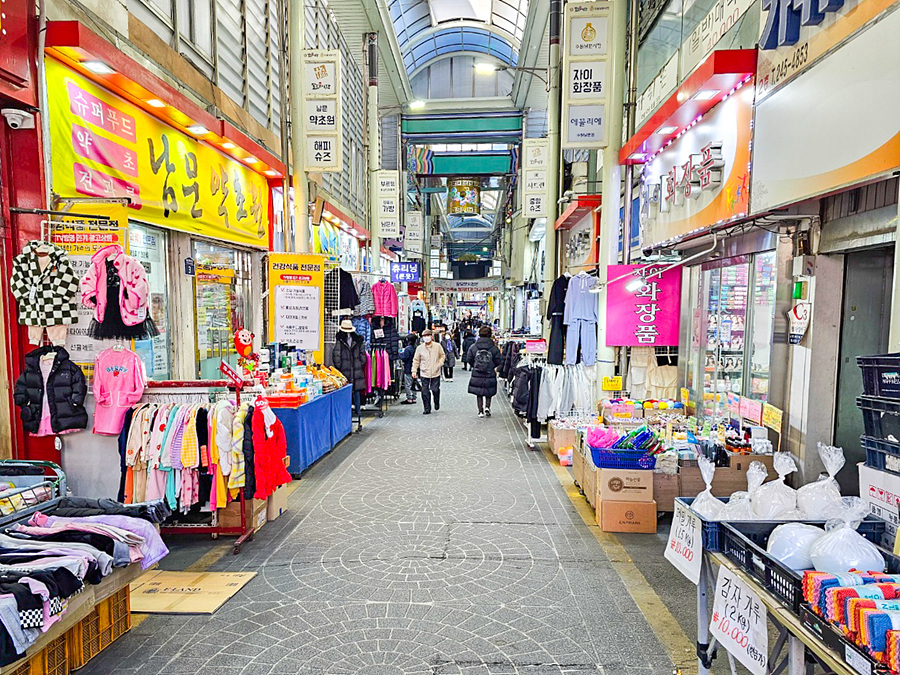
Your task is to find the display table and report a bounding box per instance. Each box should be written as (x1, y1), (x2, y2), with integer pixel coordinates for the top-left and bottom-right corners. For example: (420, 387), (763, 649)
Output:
(273, 386), (353, 475)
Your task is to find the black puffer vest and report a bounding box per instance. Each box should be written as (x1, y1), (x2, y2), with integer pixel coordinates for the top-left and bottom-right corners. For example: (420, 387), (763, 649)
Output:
(14, 346), (88, 434)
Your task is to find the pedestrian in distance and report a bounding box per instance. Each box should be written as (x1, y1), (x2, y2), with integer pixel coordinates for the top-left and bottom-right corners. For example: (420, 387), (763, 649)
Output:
(399, 334), (417, 404)
(412, 329), (445, 415)
(461, 329), (476, 370)
(465, 325), (501, 418)
(440, 328), (458, 382)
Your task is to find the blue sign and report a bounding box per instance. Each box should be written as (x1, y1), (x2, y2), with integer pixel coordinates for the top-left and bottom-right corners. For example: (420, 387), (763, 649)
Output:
(390, 261), (421, 283)
(760, 0), (843, 49)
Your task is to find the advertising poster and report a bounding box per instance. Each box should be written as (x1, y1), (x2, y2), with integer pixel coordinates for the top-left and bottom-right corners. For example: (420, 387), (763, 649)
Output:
(267, 253), (326, 359)
(605, 264), (681, 346)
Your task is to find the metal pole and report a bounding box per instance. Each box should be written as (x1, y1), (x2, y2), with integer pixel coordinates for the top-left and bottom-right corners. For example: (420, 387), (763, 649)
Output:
(366, 33), (382, 274)
(622, 0), (640, 266)
(890, 197), (900, 350)
(595, 0), (628, 380)
(697, 557), (711, 675)
(289, 0), (310, 252)
(542, 0), (562, 340)
(279, 0), (293, 252)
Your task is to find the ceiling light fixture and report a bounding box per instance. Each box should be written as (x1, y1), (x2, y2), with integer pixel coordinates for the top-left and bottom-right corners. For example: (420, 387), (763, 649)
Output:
(186, 124), (208, 135)
(408, 100), (426, 110)
(245, 157), (259, 164)
(145, 99), (166, 108)
(264, 170), (279, 177)
(474, 62), (498, 74)
(625, 277), (645, 293)
(693, 89), (718, 101)
(222, 142), (236, 150)
(657, 125), (678, 134)
(82, 61), (115, 75)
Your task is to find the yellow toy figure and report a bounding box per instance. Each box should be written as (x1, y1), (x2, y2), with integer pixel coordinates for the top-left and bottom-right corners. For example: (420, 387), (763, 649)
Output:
(234, 327), (260, 375)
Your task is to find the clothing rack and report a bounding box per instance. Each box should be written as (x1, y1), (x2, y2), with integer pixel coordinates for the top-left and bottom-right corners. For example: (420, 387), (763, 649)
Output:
(152, 382), (256, 555)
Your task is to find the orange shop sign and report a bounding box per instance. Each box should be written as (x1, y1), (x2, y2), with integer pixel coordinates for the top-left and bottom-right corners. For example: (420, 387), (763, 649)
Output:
(46, 58), (270, 248)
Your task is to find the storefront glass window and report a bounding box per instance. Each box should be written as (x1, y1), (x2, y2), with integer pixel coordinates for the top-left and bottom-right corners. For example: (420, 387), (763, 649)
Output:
(748, 251), (778, 401)
(193, 241), (253, 379)
(128, 223), (172, 380)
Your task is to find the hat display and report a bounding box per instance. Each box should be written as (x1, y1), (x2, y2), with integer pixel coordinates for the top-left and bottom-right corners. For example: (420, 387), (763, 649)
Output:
(339, 319), (355, 332)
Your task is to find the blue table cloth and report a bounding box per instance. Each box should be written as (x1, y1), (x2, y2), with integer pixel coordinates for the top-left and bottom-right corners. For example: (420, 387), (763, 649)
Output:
(273, 386), (353, 475)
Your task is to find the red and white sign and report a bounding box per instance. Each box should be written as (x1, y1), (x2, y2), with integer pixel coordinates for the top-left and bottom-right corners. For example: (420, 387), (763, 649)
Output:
(525, 339), (547, 354)
(665, 500), (702, 584)
(711, 566), (768, 674)
(220, 360), (244, 388)
(605, 264), (682, 346)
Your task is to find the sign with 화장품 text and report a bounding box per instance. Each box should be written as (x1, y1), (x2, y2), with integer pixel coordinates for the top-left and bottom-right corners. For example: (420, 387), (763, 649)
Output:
(710, 566), (768, 674)
(563, 2), (612, 148)
(605, 264), (681, 346)
(665, 501), (702, 584)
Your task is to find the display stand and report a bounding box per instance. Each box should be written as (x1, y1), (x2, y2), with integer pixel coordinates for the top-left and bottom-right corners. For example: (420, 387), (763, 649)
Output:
(150, 380), (255, 555)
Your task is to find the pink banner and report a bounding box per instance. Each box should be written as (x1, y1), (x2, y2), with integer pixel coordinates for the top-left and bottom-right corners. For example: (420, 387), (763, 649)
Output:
(605, 264), (682, 346)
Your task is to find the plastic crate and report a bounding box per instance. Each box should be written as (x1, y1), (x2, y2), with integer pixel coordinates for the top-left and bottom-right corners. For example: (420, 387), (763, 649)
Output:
(858, 353), (900, 399)
(862, 435), (900, 476)
(857, 396), (900, 441)
(66, 588), (131, 670)
(6, 635), (68, 675)
(588, 446), (657, 470)
(675, 497), (728, 551)
(718, 519), (889, 613)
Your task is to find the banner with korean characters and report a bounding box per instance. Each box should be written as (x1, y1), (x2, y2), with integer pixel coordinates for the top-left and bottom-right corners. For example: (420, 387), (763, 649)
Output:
(521, 138), (549, 217)
(50, 207), (129, 378)
(377, 170), (401, 239)
(563, 2), (613, 148)
(267, 253), (326, 360)
(405, 211), (424, 254)
(710, 567), (768, 675)
(605, 264), (681, 346)
(638, 83), (752, 247)
(681, 0), (755, 77)
(302, 50), (342, 172)
(46, 59), (270, 248)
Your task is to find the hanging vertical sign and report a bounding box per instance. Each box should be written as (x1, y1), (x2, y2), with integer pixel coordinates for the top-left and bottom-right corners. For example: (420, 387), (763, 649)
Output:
(267, 253), (325, 355)
(447, 178), (481, 215)
(563, 2), (613, 148)
(521, 138), (549, 218)
(302, 50), (342, 172)
(405, 211), (424, 254)
(377, 170), (400, 238)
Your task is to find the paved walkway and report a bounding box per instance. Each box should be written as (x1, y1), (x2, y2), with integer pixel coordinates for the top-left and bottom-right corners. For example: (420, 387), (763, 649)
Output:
(83, 374), (674, 675)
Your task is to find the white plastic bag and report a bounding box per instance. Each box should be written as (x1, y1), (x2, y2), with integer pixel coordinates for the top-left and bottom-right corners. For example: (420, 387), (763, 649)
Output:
(746, 461), (768, 497)
(752, 453), (798, 520)
(767, 523), (825, 570)
(797, 443), (846, 519)
(810, 497), (885, 573)
(690, 455), (723, 520)
(717, 491), (757, 520)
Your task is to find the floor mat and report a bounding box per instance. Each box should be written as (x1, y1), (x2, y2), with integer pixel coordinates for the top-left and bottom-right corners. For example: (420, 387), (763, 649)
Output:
(129, 570), (256, 614)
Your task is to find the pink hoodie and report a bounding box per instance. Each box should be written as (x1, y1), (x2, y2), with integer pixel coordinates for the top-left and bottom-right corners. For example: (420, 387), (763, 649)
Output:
(93, 348), (146, 435)
(80, 245), (150, 327)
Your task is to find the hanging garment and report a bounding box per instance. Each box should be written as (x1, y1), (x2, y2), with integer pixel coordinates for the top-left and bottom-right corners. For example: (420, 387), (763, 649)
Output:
(352, 278), (376, 316)
(250, 400), (292, 500)
(9, 241), (79, 329)
(14, 346), (88, 435)
(547, 315), (567, 366)
(325, 268), (360, 310)
(411, 313), (427, 334)
(351, 317), (372, 348)
(80, 244), (157, 340)
(562, 271), (599, 324)
(565, 318), (598, 367)
(332, 332), (367, 392)
(371, 279), (399, 317)
(92, 348), (147, 435)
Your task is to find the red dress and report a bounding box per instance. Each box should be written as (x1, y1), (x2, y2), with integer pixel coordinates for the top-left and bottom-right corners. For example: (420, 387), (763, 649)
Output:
(251, 404), (292, 500)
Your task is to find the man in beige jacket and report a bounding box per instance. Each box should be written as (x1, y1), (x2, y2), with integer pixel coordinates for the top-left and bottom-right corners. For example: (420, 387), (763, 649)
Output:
(412, 329), (446, 414)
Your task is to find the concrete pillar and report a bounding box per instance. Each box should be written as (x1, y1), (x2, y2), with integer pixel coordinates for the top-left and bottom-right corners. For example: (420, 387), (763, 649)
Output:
(542, 0), (562, 339)
(366, 33), (382, 274)
(289, 0), (310, 253)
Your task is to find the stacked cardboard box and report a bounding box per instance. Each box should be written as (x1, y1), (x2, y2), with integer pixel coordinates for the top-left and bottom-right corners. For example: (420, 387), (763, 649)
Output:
(595, 468), (657, 533)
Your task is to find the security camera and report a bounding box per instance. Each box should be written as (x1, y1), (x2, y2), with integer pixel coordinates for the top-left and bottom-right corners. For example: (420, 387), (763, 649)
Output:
(2, 109), (35, 130)
(642, 246), (654, 257)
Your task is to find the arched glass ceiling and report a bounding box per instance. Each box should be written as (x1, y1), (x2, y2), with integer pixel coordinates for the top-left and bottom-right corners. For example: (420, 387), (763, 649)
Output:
(389, 0), (528, 74)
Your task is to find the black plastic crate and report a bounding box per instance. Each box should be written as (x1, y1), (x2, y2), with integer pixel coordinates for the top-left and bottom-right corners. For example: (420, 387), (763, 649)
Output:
(863, 435), (900, 477)
(718, 520), (888, 613)
(857, 396), (900, 441)
(859, 353), (900, 400)
(799, 606), (889, 674)
(674, 497), (727, 551)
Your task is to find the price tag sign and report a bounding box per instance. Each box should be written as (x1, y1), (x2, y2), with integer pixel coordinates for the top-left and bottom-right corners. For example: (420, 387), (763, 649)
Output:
(665, 501), (702, 584)
(373, 329), (385, 339)
(525, 339), (547, 353)
(602, 376), (623, 391)
(762, 403), (783, 432)
(681, 387), (690, 407)
(710, 566), (768, 675)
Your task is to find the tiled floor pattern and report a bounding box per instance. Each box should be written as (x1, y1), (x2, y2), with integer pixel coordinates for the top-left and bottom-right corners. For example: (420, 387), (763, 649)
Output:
(81, 375), (673, 674)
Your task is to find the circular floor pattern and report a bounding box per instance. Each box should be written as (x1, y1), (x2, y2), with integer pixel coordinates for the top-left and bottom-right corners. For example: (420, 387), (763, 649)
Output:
(363, 446), (514, 477)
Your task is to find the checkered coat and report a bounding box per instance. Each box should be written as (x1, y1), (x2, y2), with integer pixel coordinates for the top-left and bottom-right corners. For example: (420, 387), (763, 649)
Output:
(9, 242), (80, 326)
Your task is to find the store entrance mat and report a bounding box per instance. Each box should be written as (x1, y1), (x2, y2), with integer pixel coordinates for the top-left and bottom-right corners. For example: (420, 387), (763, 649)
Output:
(129, 571), (256, 614)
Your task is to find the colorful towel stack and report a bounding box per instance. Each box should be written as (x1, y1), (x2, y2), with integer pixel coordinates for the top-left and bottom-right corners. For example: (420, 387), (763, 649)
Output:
(856, 608), (900, 658)
(847, 599), (900, 639)
(885, 631), (900, 672)
(825, 584), (900, 624)
(802, 571), (900, 616)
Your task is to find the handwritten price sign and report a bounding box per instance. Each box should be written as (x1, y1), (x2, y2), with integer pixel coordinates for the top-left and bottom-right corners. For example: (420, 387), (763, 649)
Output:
(664, 501), (702, 584)
(711, 567), (768, 675)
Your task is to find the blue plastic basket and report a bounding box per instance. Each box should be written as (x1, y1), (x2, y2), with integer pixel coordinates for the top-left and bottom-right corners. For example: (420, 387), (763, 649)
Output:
(589, 446), (657, 470)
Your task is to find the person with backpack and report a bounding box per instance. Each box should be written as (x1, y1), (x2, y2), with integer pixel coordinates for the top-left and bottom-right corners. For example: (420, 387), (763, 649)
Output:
(465, 325), (502, 418)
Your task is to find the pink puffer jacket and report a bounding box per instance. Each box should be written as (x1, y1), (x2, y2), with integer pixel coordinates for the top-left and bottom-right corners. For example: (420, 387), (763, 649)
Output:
(80, 245), (149, 327)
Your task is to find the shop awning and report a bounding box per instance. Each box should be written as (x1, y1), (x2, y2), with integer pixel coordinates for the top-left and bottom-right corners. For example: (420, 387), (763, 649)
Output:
(554, 195), (601, 231)
(619, 49), (757, 166)
(322, 202), (370, 240)
(44, 21), (285, 179)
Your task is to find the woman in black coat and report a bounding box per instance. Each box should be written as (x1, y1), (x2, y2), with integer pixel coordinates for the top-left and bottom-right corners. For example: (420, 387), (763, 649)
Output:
(461, 330), (476, 371)
(465, 326), (502, 418)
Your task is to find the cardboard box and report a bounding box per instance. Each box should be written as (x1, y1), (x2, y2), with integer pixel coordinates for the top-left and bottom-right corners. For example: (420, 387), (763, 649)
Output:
(573, 445), (585, 489)
(597, 500), (658, 533)
(267, 485), (289, 521)
(217, 498), (267, 531)
(583, 460), (597, 507)
(549, 424), (578, 454)
(597, 469), (654, 503)
(653, 472), (679, 512)
(252, 498), (267, 532)
(859, 462), (900, 544)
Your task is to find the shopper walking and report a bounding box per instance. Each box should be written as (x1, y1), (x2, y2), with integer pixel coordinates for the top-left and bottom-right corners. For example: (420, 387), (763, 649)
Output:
(466, 325), (502, 417)
(461, 329), (476, 370)
(441, 328), (458, 382)
(412, 329), (445, 415)
(399, 335), (417, 404)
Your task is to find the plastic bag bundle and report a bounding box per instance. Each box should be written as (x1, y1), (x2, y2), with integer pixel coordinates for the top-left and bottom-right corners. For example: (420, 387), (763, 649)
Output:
(690, 455), (723, 520)
(797, 442), (846, 519)
(752, 453), (799, 520)
(746, 461), (768, 497)
(716, 492), (757, 520)
(767, 522), (824, 570)
(810, 497), (885, 574)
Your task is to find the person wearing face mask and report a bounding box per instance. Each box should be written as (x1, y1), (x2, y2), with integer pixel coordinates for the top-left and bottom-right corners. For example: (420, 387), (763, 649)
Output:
(411, 329), (445, 415)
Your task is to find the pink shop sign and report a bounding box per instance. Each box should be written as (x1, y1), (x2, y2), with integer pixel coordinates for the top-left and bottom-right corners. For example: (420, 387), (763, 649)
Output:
(606, 264), (682, 346)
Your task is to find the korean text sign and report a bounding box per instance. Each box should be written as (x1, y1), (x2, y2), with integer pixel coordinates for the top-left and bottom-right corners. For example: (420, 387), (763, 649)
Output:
(46, 58), (270, 248)
(605, 265), (681, 346)
(267, 253), (326, 358)
(390, 261), (420, 283)
(664, 501), (702, 584)
(711, 567), (768, 675)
